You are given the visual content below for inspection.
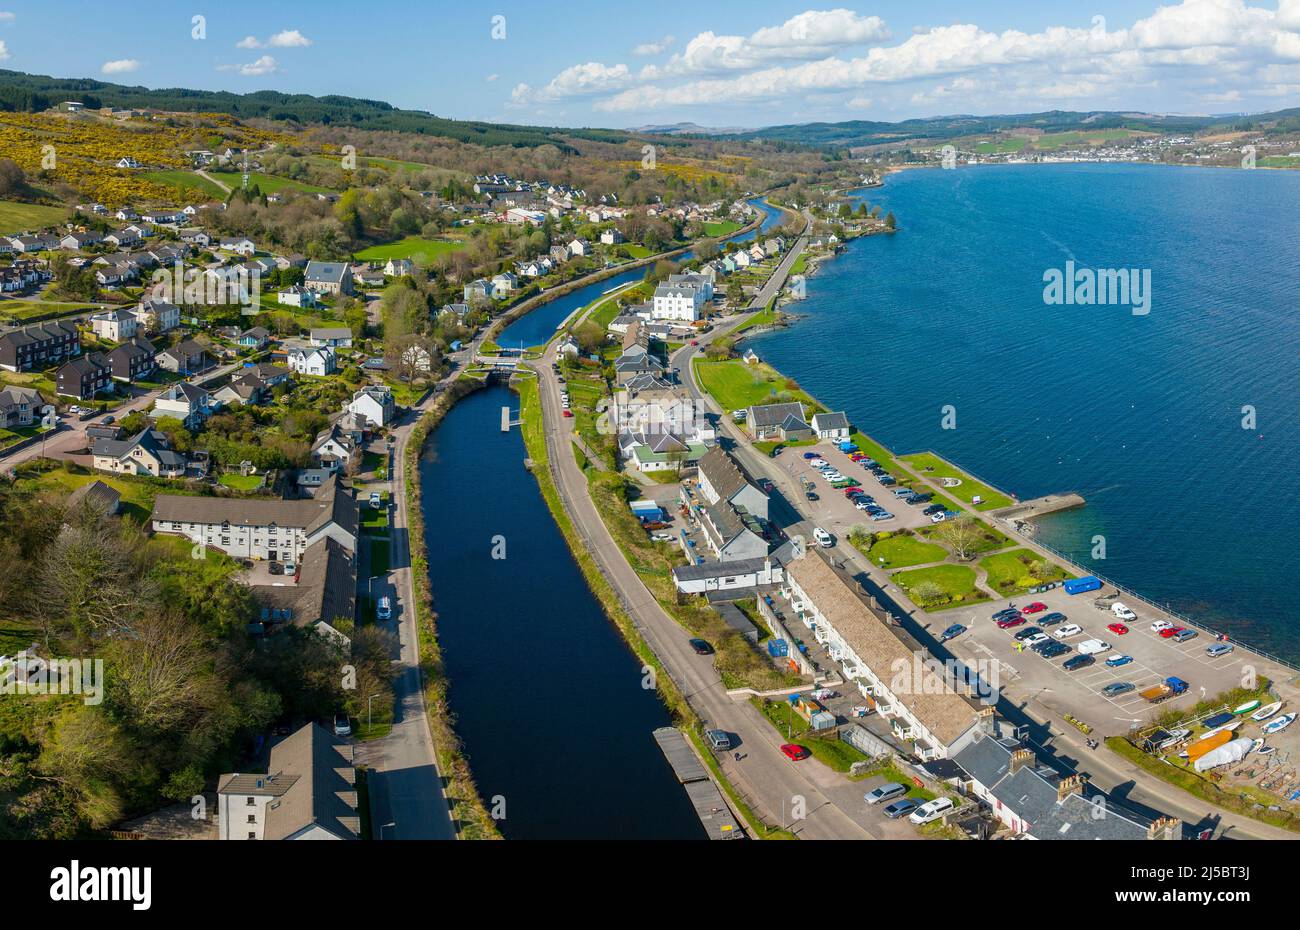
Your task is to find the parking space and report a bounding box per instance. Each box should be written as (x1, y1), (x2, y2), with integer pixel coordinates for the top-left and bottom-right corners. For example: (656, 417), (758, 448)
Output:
(770, 441), (934, 540)
(936, 586), (1249, 729)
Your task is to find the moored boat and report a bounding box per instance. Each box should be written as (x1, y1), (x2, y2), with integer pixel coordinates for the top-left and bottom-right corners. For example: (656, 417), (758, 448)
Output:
(1262, 713), (1295, 735)
(1251, 701), (1283, 722)
(1233, 699), (1261, 716)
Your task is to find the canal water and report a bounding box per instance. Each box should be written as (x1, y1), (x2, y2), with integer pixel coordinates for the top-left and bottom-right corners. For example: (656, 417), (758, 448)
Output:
(746, 163), (1300, 659)
(497, 197), (786, 349)
(417, 385), (706, 839)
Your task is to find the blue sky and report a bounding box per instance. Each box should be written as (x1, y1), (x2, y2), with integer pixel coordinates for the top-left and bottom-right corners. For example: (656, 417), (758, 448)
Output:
(2, 1), (1299, 128)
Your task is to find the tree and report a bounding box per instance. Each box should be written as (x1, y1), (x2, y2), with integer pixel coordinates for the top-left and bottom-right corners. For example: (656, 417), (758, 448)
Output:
(911, 580), (946, 605)
(0, 158), (25, 196)
(936, 516), (982, 561)
(884, 211), (896, 230)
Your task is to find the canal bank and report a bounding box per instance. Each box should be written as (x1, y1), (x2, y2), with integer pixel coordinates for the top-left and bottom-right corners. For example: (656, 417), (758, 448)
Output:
(416, 382), (707, 839)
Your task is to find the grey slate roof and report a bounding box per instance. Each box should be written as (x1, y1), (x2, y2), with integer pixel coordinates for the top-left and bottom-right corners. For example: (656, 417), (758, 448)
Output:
(811, 411), (850, 431)
(697, 446), (751, 502)
(150, 474), (358, 541)
(747, 401), (806, 429)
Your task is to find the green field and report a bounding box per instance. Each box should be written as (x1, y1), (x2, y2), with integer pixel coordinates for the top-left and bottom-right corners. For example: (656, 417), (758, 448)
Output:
(0, 299), (96, 323)
(218, 473), (263, 491)
(693, 358), (819, 414)
(210, 170), (331, 194)
(19, 469), (158, 523)
(1033, 129), (1139, 151)
(142, 170), (227, 198)
(893, 564), (986, 611)
(353, 236), (465, 263)
(703, 220), (742, 237)
(974, 137), (1029, 154)
(861, 533), (948, 569)
(899, 452), (1013, 509)
(1260, 155), (1300, 168)
(0, 199), (69, 231)
(979, 548), (1071, 595)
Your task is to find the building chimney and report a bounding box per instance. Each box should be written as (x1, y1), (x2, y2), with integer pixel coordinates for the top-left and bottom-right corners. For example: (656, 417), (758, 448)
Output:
(1009, 748), (1034, 775)
(1147, 816), (1181, 841)
(1057, 774), (1086, 801)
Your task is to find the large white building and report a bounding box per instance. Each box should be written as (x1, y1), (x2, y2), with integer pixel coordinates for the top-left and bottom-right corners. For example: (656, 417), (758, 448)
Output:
(651, 274), (713, 322)
(287, 345), (336, 377)
(149, 474), (358, 563)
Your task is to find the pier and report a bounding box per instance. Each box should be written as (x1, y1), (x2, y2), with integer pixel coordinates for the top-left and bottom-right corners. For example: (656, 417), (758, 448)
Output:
(991, 492), (1086, 522)
(651, 727), (744, 840)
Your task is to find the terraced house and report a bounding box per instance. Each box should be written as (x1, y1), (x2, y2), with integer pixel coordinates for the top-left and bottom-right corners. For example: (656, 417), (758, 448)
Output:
(0, 320), (81, 373)
(149, 473), (359, 563)
(106, 336), (157, 383)
(56, 352), (112, 400)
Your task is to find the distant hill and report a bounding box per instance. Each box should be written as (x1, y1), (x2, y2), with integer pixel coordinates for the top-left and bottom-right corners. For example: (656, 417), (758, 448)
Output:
(734, 109), (1300, 148)
(0, 69), (632, 151)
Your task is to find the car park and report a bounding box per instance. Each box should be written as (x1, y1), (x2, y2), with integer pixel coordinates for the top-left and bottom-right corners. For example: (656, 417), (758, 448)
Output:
(802, 452), (820, 460)
(1107, 622), (1129, 635)
(908, 797), (955, 824)
(940, 623), (966, 642)
(865, 783), (908, 805)
(992, 607), (1021, 620)
(806, 491), (819, 502)
(1206, 642), (1235, 658)
(809, 458), (828, 468)
(1106, 654), (1134, 667)
(1102, 682), (1136, 697)
(689, 638), (714, 655)
(1054, 624), (1083, 639)
(1062, 654), (1095, 671)
(1172, 628), (1199, 643)
(1038, 612), (1067, 627)
(883, 798), (921, 819)
(929, 512), (948, 523)
(780, 744), (810, 762)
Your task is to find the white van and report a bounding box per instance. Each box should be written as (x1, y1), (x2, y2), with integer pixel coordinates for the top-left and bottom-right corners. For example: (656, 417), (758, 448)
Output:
(908, 796), (955, 825)
(376, 596), (392, 621)
(1111, 602), (1137, 621)
(813, 527), (834, 548)
(1078, 638), (1112, 655)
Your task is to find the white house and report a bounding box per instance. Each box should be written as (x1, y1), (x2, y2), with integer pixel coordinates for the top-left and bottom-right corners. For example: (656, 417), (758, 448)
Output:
(651, 274), (713, 322)
(287, 346), (337, 377)
(346, 385), (395, 428)
(490, 272), (517, 298)
(219, 238), (256, 256)
(811, 411), (851, 442)
(89, 308), (138, 342)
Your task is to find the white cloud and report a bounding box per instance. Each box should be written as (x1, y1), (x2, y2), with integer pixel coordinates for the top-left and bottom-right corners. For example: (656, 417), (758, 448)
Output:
(220, 55), (281, 77)
(0, 12), (14, 23)
(101, 59), (140, 75)
(0, 40), (7, 61)
(485, 73), (499, 83)
(634, 35), (675, 56)
(512, 62), (632, 105)
(237, 29), (312, 50)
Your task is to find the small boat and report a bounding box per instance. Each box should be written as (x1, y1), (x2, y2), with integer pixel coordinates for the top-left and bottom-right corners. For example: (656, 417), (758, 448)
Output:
(1250, 737), (1264, 753)
(1202, 720), (1242, 740)
(1257, 745), (1276, 756)
(1233, 699), (1261, 716)
(1203, 712), (1235, 729)
(1263, 713), (1296, 735)
(1251, 701), (1283, 722)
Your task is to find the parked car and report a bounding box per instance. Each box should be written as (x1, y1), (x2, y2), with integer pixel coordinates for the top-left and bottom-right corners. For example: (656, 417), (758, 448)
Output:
(333, 713), (352, 737)
(1172, 628), (1199, 643)
(1158, 626), (1184, 639)
(1102, 682), (1136, 697)
(806, 491), (819, 502)
(268, 561), (285, 576)
(996, 615), (1026, 630)
(1038, 612), (1067, 627)
(1206, 642), (1235, 658)
(1022, 632), (1049, 648)
(282, 561), (296, 577)
(1150, 619), (1174, 633)
(780, 744), (810, 762)
(1107, 622), (1129, 635)
(768, 445), (784, 458)
(865, 783), (908, 805)
(882, 798), (922, 819)
(369, 491), (382, 509)
(1036, 641), (1071, 659)
(563, 409), (574, 418)
(1022, 602), (1048, 614)
(376, 596), (392, 621)
(992, 607), (1022, 620)
(688, 638), (714, 656)
(1062, 654), (1096, 671)
(869, 511), (895, 522)
(908, 797), (955, 824)
(1106, 654), (1134, 667)
(705, 729), (731, 751)
(939, 623), (966, 643)
(1013, 626), (1043, 641)
(1054, 624), (1083, 639)
(813, 527), (834, 547)
(1111, 602), (1137, 621)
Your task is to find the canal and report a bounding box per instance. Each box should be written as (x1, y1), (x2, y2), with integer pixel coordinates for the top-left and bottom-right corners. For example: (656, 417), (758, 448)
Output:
(496, 197), (787, 349)
(417, 384), (706, 839)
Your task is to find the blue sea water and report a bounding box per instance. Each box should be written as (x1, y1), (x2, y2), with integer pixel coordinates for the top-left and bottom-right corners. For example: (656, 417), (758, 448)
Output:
(747, 163), (1300, 659)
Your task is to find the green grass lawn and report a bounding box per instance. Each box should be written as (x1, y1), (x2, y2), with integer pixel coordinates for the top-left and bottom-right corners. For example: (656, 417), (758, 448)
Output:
(753, 698), (870, 773)
(21, 469), (158, 524)
(0, 199), (69, 230)
(217, 473), (263, 491)
(703, 220), (742, 237)
(862, 532), (948, 568)
(210, 170), (330, 194)
(917, 520), (1013, 554)
(588, 296), (623, 329)
(974, 136), (1029, 154)
(693, 358), (820, 414)
(353, 236), (465, 263)
(141, 170), (227, 198)
(899, 452), (1013, 509)
(979, 548), (1071, 595)
(893, 563), (986, 611)
(362, 505), (390, 530)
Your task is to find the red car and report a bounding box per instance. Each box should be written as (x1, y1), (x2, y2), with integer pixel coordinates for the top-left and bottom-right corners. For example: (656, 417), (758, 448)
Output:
(780, 744), (810, 761)
(1159, 626), (1184, 639)
(1107, 622), (1129, 635)
(1022, 602), (1048, 614)
(562, 409), (574, 418)
(842, 486), (863, 495)
(690, 340), (699, 346)
(996, 616), (1027, 629)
